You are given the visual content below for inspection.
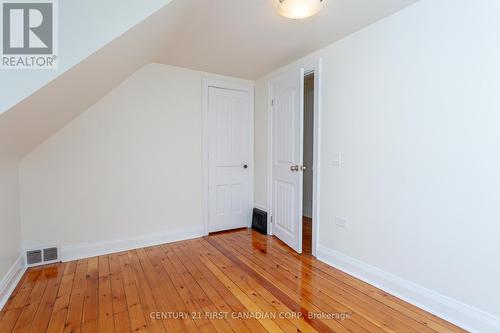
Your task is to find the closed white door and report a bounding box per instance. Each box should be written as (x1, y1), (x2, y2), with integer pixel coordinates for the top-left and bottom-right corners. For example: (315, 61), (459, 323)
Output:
(271, 68), (304, 253)
(208, 87), (252, 233)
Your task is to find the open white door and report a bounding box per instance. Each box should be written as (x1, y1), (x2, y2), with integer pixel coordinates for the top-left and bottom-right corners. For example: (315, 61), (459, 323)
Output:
(208, 86), (252, 233)
(270, 68), (304, 253)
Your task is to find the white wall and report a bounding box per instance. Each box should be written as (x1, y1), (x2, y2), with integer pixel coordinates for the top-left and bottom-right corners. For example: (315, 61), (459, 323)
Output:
(20, 63), (251, 253)
(0, 158), (22, 281)
(255, 0), (500, 327)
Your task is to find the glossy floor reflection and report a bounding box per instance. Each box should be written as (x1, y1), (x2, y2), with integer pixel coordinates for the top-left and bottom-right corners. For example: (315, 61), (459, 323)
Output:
(0, 229), (466, 332)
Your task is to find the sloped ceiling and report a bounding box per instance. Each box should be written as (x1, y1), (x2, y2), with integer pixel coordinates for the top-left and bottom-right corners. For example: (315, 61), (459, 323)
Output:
(0, 0), (174, 113)
(0, 4), (171, 159)
(0, 0), (418, 159)
(153, 0), (418, 79)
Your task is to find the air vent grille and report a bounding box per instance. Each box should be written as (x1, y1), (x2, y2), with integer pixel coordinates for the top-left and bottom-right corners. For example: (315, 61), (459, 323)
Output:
(43, 247), (58, 262)
(26, 245), (59, 266)
(27, 250), (42, 265)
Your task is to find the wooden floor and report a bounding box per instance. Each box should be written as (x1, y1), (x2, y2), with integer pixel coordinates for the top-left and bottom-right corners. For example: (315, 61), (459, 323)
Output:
(302, 216), (312, 254)
(0, 229), (467, 333)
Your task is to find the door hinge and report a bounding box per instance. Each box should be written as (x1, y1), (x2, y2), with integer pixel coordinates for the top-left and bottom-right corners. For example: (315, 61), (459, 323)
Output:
(270, 216), (273, 223)
(271, 99), (275, 107)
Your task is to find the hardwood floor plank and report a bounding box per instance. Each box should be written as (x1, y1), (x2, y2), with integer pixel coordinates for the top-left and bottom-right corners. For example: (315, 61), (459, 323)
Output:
(133, 249), (192, 333)
(113, 311), (130, 333)
(58, 272), (76, 299)
(175, 241), (267, 333)
(30, 264), (66, 333)
(64, 263), (77, 277)
(0, 269), (42, 332)
(238, 230), (467, 333)
(117, 254), (148, 333)
(12, 302), (40, 333)
(82, 258), (98, 332)
(4, 270), (41, 311)
(46, 266), (75, 333)
(213, 233), (381, 333)
(139, 247), (199, 333)
(126, 250), (166, 333)
(204, 237), (341, 333)
(163, 244), (233, 333)
(0, 309), (22, 333)
(165, 242), (245, 333)
(64, 259), (89, 333)
(12, 265), (55, 333)
(108, 254), (127, 315)
(46, 294), (71, 333)
(302, 216), (312, 254)
(199, 238), (325, 333)
(190, 241), (285, 333)
(80, 320), (97, 333)
(233, 232), (432, 333)
(0, 229), (467, 333)
(97, 256), (115, 333)
(146, 245), (217, 333)
(223, 232), (414, 333)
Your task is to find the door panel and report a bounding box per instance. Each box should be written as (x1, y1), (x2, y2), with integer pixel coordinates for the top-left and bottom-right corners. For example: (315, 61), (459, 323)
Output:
(274, 180), (296, 234)
(271, 69), (304, 253)
(208, 87), (251, 232)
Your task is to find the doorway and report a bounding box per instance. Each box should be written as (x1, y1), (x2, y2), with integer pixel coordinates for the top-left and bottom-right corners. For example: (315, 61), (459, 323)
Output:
(302, 73), (314, 253)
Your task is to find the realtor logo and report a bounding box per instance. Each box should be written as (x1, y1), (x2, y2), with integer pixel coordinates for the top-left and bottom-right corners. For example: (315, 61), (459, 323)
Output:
(1, 0), (58, 69)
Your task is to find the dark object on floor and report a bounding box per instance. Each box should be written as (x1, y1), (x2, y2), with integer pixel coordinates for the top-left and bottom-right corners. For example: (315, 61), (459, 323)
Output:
(252, 208), (267, 234)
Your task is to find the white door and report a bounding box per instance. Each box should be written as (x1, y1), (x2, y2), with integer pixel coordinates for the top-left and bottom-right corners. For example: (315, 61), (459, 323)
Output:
(208, 87), (252, 233)
(271, 68), (304, 253)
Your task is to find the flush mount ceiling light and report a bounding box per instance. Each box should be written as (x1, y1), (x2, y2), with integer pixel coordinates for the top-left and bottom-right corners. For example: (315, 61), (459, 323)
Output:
(277, 0), (324, 19)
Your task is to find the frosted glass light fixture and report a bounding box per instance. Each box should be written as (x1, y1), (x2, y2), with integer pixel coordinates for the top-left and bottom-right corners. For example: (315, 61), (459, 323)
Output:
(277, 0), (324, 19)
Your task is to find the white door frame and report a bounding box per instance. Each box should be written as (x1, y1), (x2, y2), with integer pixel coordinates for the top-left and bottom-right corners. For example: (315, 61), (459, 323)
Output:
(267, 58), (322, 256)
(202, 78), (255, 236)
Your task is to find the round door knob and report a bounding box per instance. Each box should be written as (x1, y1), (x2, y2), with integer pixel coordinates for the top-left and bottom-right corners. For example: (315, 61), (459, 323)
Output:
(290, 165), (299, 172)
(243, 164), (248, 169)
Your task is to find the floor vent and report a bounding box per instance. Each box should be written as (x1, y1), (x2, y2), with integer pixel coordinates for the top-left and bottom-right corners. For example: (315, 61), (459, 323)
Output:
(26, 250), (42, 265)
(26, 245), (60, 266)
(43, 247), (58, 262)
(252, 208), (268, 234)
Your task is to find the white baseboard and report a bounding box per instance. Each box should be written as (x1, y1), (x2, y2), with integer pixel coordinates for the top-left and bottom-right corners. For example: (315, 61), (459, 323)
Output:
(0, 228), (203, 310)
(0, 253), (26, 311)
(61, 227), (204, 262)
(316, 245), (500, 333)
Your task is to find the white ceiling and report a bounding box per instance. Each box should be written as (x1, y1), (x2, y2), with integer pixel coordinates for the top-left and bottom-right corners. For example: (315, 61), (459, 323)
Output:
(153, 0), (419, 79)
(0, 0), (418, 159)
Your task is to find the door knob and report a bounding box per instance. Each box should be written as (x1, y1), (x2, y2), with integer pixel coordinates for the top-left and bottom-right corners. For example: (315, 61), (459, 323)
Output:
(301, 165), (307, 171)
(243, 164), (248, 169)
(290, 165), (299, 172)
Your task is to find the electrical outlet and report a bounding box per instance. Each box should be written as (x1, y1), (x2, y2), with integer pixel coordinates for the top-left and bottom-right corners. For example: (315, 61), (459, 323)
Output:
(335, 216), (348, 228)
